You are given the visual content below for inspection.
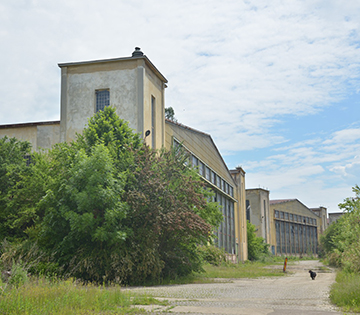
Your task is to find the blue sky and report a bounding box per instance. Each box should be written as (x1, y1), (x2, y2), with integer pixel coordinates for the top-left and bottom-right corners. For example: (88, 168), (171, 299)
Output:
(0, 0), (359, 213)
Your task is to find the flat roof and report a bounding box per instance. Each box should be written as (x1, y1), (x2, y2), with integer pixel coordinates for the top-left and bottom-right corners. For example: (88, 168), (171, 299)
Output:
(58, 54), (168, 84)
(0, 120), (60, 129)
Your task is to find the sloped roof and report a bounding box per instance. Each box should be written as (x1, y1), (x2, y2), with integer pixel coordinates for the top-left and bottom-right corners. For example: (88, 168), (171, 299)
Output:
(165, 119), (237, 186)
(270, 199), (296, 205)
(270, 198), (321, 217)
(165, 119), (210, 137)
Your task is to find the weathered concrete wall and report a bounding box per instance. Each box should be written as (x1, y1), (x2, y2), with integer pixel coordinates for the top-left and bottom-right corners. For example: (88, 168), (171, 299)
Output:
(310, 207), (328, 233)
(143, 63), (165, 149)
(0, 122), (60, 151)
(246, 188), (271, 243)
(37, 124), (61, 149)
(0, 126), (38, 148)
(60, 61), (139, 143)
(59, 56), (166, 150)
(231, 167), (248, 262)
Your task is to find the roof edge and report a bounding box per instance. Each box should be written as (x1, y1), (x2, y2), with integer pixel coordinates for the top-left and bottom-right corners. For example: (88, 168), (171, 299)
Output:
(58, 55), (168, 84)
(0, 120), (60, 129)
(165, 119), (238, 186)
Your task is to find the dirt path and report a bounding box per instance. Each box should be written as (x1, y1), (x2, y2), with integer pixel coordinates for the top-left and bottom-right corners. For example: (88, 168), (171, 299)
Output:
(129, 260), (345, 315)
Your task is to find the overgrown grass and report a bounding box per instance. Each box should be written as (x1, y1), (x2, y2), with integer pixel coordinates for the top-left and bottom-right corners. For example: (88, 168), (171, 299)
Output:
(330, 270), (360, 313)
(0, 257), (315, 314)
(158, 257), (304, 284)
(197, 261), (286, 279)
(0, 278), (166, 315)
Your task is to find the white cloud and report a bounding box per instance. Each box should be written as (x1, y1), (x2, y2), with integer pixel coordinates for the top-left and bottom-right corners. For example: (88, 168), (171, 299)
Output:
(324, 128), (360, 145)
(0, 0), (360, 213)
(330, 155), (360, 185)
(244, 125), (360, 212)
(1, 1), (359, 131)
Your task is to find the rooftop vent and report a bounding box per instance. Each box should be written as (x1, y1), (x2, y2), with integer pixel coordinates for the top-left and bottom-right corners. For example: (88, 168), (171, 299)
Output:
(132, 47), (144, 57)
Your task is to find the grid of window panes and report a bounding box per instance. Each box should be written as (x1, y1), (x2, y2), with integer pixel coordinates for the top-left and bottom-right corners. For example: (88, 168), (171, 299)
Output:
(95, 90), (110, 112)
(173, 138), (234, 198)
(212, 192), (236, 254)
(173, 138), (235, 254)
(273, 210), (318, 256)
(189, 153), (234, 198)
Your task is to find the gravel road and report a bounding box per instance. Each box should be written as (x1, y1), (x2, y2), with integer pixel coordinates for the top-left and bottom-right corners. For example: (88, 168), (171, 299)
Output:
(128, 260), (346, 315)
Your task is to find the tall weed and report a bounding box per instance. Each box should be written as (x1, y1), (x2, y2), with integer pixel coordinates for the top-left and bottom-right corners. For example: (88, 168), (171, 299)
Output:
(0, 278), (163, 314)
(8, 261), (29, 287)
(330, 270), (360, 313)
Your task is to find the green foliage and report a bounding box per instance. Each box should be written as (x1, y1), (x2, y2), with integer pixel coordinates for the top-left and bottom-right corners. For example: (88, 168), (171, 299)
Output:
(165, 106), (177, 122)
(7, 261), (29, 287)
(320, 185), (360, 273)
(197, 245), (227, 266)
(78, 106), (141, 168)
(0, 278), (165, 314)
(122, 145), (222, 283)
(199, 260), (285, 279)
(37, 144), (128, 282)
(247, 221), (270, 261)
(0, 137), (32, 241)
(0, 108), (222, 285)
(319, 219), (341, 255)
(0, 239), (54, 280)
(330, 270), (360, 313)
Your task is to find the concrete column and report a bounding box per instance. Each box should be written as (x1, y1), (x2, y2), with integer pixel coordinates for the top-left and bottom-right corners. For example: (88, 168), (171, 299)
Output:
(136, 63), (145, 138)
(230, 167), (248, 262)
(59, 67), (68, 143)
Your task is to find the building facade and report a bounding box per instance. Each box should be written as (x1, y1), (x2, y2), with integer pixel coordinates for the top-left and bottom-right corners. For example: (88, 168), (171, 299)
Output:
(58, 47), (167, 149)
(0, 48), (248, 262)
(310, 206), (328, 233)
(0, 48), (167, 151)
(0, 121), (60, 150)
(270, 199), (320, 256)
(245, 188), (271, 248)
(246, 188), (324, 257)
(165, 120), (248, 262)
(328, 212), (344, 225)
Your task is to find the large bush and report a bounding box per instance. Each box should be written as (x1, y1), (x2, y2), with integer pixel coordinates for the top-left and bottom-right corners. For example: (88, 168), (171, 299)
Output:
(247, 221), (270, 261)
(320, 185), (360, 272)
(0, 137), (32, 241)
(1, 107), (222, 285)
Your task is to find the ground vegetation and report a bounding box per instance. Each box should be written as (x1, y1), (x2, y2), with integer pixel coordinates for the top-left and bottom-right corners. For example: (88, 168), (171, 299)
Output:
(320, 185), (360, 312)
(0, 107), (222, 285)
(247, 221), (271, 261)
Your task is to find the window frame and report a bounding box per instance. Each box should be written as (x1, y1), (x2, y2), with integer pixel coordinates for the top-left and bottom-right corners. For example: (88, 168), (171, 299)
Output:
(95, 89), (110, 112)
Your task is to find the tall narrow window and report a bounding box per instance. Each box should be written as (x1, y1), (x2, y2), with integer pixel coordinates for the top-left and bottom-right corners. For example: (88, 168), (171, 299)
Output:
(246, 200), (250, 222)
(151, 96), (156, 148)
(205, 166), (210, 181)
(95, 89), (110, 112)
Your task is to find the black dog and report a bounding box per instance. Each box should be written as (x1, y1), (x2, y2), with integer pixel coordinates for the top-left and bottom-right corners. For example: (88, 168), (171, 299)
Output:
(309, 270), (316, 280)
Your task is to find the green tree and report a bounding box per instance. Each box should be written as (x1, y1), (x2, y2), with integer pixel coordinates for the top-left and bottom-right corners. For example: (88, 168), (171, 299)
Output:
(0, 137), (32, 241)
(31, 107), (221, 284)
(320, 185), (360, 272)
(165, 107), (177, 122)
(37, 143), (128, 282)
(247, 221), (270, 261)
(77, 106), (142, 168)
(123, 145), (222, 283)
